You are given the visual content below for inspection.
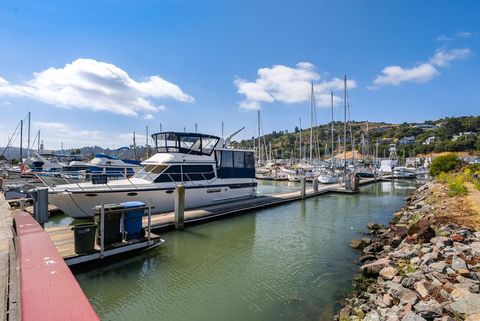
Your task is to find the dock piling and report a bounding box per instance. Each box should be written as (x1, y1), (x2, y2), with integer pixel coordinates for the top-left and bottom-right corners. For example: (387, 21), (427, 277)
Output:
(300, 177), (306, 199)
(31, 187), (48, 227)
(312, 177), (318, 192)
(100, 204), (105, 258)
(175, 184), (185, 230)
(147, 199), (152, 243)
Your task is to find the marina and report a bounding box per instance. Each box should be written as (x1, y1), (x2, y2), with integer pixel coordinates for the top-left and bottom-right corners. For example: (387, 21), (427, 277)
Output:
(1, 3), (478, 319)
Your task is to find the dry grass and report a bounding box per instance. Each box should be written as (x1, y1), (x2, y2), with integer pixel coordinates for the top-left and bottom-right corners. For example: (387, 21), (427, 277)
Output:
(427, 182), (480, 230)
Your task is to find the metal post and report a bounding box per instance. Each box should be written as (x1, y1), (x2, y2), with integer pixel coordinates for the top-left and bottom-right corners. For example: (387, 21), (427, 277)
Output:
(175, 184), (185, 230)
(300, 177), (306, 199)
(147, 199), (152, 243)
(312, 177), (318, 193)
(100, 204), (105, 258)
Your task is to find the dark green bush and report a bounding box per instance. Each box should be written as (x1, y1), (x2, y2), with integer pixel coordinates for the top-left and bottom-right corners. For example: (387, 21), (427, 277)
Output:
(429, 154), (462, 177)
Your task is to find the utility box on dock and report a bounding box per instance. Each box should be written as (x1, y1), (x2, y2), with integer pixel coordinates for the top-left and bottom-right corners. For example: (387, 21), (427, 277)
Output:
(121, 201), (145, 240)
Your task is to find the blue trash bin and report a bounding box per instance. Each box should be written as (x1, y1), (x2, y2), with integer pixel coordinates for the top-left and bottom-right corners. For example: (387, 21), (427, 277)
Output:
(121, 201), (145, 240)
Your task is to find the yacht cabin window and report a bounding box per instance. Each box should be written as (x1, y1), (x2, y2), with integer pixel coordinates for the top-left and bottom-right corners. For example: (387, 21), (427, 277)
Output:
(216, 150), (255, 169)
(152, 132), (220, 156)
(153, 164), (215, 183)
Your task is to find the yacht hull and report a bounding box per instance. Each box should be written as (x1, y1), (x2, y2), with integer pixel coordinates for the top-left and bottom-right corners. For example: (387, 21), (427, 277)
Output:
(49, 182), (256, 219)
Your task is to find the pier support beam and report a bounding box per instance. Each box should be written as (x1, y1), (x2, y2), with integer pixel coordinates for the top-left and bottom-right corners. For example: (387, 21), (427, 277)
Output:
(300, 177), (306, 199)
(175, 184), (185, 230)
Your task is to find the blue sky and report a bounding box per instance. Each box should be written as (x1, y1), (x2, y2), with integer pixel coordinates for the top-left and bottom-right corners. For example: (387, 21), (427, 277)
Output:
(0, 0), (479, 149)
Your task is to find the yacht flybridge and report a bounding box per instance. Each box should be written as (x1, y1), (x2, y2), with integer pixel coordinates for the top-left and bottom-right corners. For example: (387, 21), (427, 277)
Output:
(47, 131), (257, 219)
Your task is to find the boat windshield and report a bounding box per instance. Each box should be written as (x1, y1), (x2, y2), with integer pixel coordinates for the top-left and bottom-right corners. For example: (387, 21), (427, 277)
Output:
(134, 164), (168, 180)
(152, 132), (219, 156)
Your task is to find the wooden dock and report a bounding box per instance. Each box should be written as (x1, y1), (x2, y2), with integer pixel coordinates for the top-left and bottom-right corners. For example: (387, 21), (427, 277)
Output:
(0, 193), (18, 321)
(44, 177), (380, 263)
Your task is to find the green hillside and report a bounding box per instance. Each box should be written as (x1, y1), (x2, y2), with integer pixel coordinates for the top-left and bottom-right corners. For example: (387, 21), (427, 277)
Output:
(236, 116), (480, 159)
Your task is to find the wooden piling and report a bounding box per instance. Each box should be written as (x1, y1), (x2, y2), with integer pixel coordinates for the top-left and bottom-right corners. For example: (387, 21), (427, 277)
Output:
(300, 177), (306, 199)
(312, 177), (319, 192)
(175, 184), (185, 230)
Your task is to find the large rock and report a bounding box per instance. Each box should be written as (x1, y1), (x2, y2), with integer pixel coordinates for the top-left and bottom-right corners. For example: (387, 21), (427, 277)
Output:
(416, 225), (436, 243)
(390, 225), (408, 238)
(380, 266), (398, 280)
(451, 256), (467, 271)
(360, 258), (391, 276)
(351, 239), (368, 250)
(401, 312), (426, 321)
(413, 281), (429, 299)
(430, 236), (449, 245)
(413, 299), (443, 319)
(451, 286), (472, 300)
(398, 289), (419, 306)
(449, 294), (480, 318)
(363, 311), (381, 321)
(428, 261), (447, 272)
(367, 222), (385, 231)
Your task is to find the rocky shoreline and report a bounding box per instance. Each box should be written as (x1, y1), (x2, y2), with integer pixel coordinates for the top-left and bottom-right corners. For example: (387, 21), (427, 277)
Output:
(336, 182), (480, 321)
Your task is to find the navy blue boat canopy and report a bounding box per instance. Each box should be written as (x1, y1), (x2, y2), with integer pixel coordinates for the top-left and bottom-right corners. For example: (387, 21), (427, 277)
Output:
(151, 132), (220, 156)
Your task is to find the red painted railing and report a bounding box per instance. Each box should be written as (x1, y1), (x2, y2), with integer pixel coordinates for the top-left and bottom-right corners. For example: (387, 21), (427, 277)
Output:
(14, 211), (100, 321)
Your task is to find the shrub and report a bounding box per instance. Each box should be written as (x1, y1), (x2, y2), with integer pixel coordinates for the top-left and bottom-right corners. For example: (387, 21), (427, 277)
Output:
(429, 154), (462, 177)
(446, 175), (468, 197)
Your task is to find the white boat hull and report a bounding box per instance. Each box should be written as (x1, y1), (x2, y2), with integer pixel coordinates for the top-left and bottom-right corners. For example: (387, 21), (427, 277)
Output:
(318, 175), (340, 184)
(49, 180), (256, 219)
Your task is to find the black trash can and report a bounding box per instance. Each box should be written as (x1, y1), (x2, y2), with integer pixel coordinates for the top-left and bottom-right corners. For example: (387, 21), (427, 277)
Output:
(94, 204), (123, 246)
(73, 223), (97, 254)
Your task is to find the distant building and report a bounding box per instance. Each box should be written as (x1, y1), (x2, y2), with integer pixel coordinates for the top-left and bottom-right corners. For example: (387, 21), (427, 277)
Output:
(452, 132), (476, 141)
(413, 123), (438, 131)
(398, 136), (416, 145)
(423, 136), (436, 145)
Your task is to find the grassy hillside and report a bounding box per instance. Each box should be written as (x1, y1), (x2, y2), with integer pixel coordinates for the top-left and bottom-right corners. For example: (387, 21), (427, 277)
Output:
(236, 116), (480, 159)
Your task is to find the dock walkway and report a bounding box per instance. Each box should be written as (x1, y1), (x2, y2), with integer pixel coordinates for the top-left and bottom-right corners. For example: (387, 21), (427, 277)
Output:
(0, 193), (17, 321)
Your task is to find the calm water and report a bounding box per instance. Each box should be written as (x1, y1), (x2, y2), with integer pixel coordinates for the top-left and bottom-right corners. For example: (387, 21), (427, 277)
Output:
(75, 180), (419, 321)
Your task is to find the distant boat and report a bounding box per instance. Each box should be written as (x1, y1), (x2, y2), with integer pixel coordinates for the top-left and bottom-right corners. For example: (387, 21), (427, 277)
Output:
(39, 154), (142, 185)
(318, 169), (340, 184)
(393, 166), (417, 179)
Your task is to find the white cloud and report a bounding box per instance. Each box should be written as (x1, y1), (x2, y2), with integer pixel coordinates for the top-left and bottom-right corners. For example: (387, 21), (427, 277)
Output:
(234, 62), (356, 110)
(143, 113), (154, 120)
(0, 58), (194, 117)
(372, 48), (471, 87)
(437, 31), (474, 42)
(430, 48), (471, 67)
(456, 31), (473, 38)
(373, 63), (439, 86)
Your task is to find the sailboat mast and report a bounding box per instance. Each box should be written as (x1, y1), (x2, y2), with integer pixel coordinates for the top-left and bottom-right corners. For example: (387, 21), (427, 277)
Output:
(309, 83), (314, 164)
(257, 110), (261, 165)
(330, 91), (334, 163)
(27, 111), (31, 160)
(299, 118), (302, 161)
(343, 75), (347, 171)
(133, 131), (137, 160)
(20, 119), (23, 163)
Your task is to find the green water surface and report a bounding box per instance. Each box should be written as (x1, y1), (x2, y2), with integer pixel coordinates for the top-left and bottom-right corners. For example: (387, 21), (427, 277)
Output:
(75, 180), (419, 321)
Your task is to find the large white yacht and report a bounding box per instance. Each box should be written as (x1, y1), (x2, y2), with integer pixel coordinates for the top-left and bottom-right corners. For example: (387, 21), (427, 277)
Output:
(47, 132), (257, 219)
